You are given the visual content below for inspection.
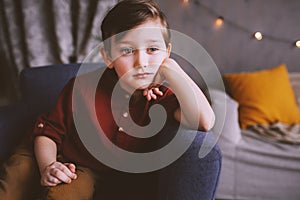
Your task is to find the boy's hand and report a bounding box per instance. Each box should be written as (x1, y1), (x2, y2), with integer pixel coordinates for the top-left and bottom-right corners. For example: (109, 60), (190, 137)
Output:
(40, 161), (77, 186)
(143, 87), (163, 101)
(143, 58), (179, 101)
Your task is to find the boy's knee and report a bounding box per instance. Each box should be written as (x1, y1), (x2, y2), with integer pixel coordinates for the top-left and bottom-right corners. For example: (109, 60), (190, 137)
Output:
(43, 167), (95, 200)
(0, 147), (40, 200)
(44, 183), (94, 200)
(5, 149), (38, 178)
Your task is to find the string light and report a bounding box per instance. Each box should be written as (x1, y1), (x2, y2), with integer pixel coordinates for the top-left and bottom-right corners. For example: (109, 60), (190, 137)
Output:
(190, 0), (299, 48)
(254, 32), (263, 41)
(214, 16), (224, 28)
(182, 0), (189, 5)
(295, 40), (300, 48)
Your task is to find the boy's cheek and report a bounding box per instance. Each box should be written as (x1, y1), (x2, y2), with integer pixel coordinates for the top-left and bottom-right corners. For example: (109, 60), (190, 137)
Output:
(162, 58), (177, 68)
(158, 58), (171, 72)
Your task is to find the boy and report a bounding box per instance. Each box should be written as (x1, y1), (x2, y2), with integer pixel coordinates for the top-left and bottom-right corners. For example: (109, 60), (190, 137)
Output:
(2, 0), (215, 199)
(35, 0), (215, 198)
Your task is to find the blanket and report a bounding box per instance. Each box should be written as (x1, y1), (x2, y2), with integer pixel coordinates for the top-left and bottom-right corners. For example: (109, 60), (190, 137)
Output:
(248, 122), (300, 144)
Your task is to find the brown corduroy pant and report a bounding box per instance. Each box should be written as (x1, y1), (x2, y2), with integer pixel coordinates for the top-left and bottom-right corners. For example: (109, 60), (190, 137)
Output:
(0, 141), (97, 200)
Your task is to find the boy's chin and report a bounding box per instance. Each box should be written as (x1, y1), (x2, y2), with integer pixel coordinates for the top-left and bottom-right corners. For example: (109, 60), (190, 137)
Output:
(128, 82), (152, 91)
(120, 83), (151, 93)
(137, 85), (150, 90)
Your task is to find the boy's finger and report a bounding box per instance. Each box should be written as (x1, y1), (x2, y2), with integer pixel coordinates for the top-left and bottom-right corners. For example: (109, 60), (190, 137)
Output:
(50, 168), (72, 184)
(52, 163), (76, 181)
(147, 93), (151, 101)
(41, 175), (61, 187)
(65, 163), (77, 174)
(48, 175), (62, 185)
(41, 179), (58, 187)
(150, 93), (157, 100)
(147, 90), (153, 101)
(143, 90), (148, 96)
(153, 88), (163, 96)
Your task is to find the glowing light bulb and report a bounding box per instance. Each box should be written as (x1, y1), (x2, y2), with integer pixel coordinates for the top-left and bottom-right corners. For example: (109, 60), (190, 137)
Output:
(214, 16), (224, 27)
(182, 0), (189, 4)
(254, 32), (263, 41)
(295, 40), (300, 48)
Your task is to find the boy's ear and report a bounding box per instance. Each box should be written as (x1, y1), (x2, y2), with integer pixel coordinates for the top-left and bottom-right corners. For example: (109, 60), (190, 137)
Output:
(167, 43), (172, 57)
(100, 46), (114, 69)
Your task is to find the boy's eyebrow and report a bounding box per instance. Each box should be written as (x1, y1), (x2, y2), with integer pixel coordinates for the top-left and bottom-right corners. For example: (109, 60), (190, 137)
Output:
(117, 40), (164, 45)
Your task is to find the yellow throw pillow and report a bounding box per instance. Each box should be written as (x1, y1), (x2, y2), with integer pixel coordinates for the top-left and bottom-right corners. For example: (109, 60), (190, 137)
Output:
(224, 64), (300, 129)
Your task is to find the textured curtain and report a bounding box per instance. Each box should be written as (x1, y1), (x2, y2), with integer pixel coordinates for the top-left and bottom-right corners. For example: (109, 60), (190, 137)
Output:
(0, 0), (117, 106)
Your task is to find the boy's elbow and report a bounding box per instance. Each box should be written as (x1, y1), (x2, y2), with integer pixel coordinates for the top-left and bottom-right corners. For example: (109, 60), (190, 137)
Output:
(200, 122), (213, 132)
(199, 112), (215, 132)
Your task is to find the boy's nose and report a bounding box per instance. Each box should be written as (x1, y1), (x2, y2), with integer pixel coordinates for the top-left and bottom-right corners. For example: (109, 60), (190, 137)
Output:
(134, 49), (149, 68)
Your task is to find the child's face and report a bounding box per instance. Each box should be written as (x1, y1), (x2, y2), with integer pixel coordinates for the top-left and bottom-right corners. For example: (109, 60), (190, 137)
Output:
(102, 19), (171, 92)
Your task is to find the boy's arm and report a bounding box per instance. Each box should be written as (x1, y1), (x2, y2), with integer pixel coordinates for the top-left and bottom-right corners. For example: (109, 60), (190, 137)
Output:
(34, 136), (57, 172)
(155, 58), (215, 131)
(34, 136), (77, 186)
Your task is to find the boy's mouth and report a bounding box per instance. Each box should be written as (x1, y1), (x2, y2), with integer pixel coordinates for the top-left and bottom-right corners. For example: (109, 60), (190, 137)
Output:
(133, 73), (153, 79)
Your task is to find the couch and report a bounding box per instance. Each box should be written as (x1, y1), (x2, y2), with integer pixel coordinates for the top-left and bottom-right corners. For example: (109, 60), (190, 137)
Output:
(214, 66), (300, 200)
(0, 63), (222, 199)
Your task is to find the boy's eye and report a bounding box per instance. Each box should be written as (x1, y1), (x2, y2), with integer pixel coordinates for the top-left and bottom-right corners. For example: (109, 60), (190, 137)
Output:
(147, 47), (159, 54)
(121, 47), (134, 55)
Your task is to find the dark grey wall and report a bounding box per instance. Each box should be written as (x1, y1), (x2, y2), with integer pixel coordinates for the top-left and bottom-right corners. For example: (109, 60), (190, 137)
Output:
(157, 0), (300, 74)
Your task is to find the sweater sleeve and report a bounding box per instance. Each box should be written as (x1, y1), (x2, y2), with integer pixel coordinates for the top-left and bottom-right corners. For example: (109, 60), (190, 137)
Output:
(158, 85), (180, 123)
(31, 78), (75, 151)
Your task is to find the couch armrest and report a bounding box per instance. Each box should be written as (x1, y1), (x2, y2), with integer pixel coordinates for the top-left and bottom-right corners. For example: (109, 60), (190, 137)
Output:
(210, 89), (242, 144)
(0, 102), (32, 162)
(158, 130), (222, 200)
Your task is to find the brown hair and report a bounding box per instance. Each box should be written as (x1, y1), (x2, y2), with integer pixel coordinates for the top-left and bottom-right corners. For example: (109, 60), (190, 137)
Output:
(101, 0), (170, 54)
